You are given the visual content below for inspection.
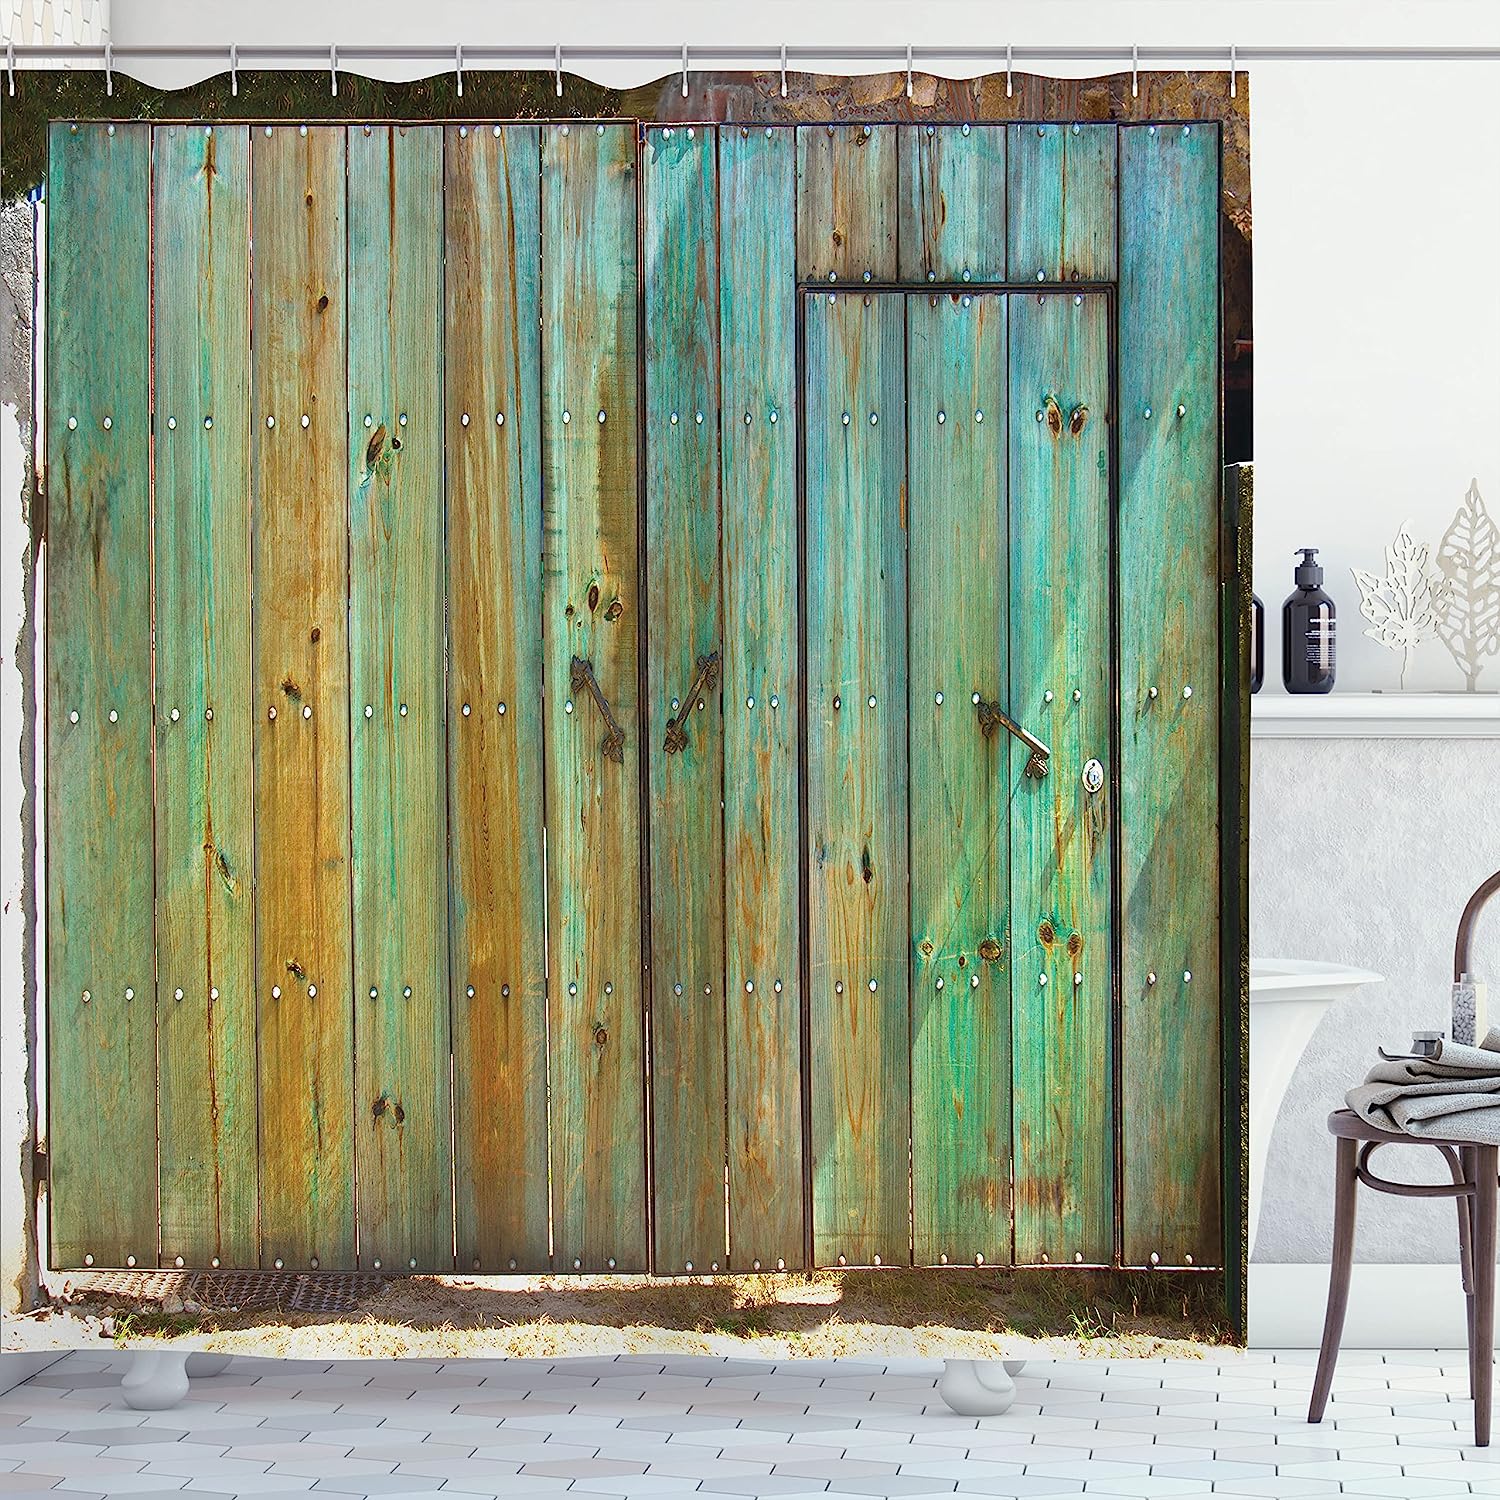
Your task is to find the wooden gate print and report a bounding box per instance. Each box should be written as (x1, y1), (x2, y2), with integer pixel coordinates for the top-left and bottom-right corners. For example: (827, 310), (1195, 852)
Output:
(44, 117), (1224, 1277)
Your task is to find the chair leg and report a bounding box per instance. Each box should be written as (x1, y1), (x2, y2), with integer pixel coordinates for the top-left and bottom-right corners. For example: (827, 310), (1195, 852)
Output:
(1459, 1146), (1478, 1399)
(1309, 1136), (1359, 1424)
(1473, 1145), (1497, 1448)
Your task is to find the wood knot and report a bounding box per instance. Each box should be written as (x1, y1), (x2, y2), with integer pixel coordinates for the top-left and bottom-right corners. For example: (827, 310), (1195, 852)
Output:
(1069, 404), (1089, 436)
(1038, 920), (1056, 946)
(605, 598), (624, 622)
(978, 938), (1003, 963)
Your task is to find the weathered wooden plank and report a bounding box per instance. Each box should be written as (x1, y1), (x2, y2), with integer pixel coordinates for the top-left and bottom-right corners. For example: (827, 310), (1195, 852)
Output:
(1007, 123), (1117, 283)
(445, 124), (549, 1274)
(250, 123), (354, 1269)
(719, 124), (803, 1273)
(805, 290), (910, 1268)
(907, 291), (1011, 1267)
(1008, 289), (1113, 1267)
(1119, 121), (1222, 1269)
(796, 124), (897, 285)
(541, 121), (646, 1273)
(152, 123), (257, 1269)
(898, 126), (1007, 284)
(45, 121), (157, 1269)
(643, 125), (726, 1274)
(347, 125), (450, 1273)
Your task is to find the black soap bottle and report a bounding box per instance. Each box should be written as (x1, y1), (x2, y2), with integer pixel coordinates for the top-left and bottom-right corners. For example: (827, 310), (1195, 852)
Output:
(1250, 593), (1264, 694)
(1282, 548), (1337, 694)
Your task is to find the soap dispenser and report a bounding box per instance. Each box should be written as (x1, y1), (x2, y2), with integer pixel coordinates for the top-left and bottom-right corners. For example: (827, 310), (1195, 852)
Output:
(1282, 548), (1336, 694)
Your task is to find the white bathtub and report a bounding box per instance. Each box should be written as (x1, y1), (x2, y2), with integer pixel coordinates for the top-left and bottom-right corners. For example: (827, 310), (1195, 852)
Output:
(1249, 958), (1383, 1257)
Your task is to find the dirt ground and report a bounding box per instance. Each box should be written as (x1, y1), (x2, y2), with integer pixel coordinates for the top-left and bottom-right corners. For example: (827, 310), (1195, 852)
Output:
(2, 1268), (1232, 1361)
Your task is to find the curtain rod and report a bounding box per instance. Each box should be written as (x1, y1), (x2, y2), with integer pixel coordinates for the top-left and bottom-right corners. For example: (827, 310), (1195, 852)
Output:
(7, 41), (1500, 69)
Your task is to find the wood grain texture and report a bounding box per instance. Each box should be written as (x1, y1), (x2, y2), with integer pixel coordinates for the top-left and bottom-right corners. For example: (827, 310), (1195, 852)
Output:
(541, 121), (646, 1273)
(45, 122), (157, 1269)
(1007, 124), (1117, 284)
(796, 125), (897, 285)
(250, 124), (354, 1269)
(445, 124), (549, 1274)
(719, 124), (804, 1272)
(1119, 122), (1222, 1269)
(805, 290), (910, 1268)
(347, 125), (450, 1272)
(1008, 290), (1113, 1267)
(906, 291), (1011, 1267)
(643, 125), (727, 1274)
(898, 126), (1007, 284)
(151, 124), (257, 1269)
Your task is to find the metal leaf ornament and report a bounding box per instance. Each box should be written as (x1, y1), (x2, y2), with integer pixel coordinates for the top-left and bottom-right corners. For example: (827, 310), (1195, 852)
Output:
(1352, 524), (1448, 689)
(1436, 479), (1500, 691)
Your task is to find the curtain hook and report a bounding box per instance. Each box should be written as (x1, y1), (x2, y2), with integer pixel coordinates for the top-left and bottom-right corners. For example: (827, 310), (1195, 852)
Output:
(7, 40), (14, 98)
(104, 40), (113, 97)
(230, 42), (238, 97)
(555, 43), (563, 98)
(455, 43), (463, 98)
(330, 43), (338, 97)
(780, 43), (788, 99)
(1229, 42), (1237, 98)
(906, 43), (913, 100)
(1131, 42), (1139, 99)
(1005, 43), (1013, 99)
(681, 42), (689, 99)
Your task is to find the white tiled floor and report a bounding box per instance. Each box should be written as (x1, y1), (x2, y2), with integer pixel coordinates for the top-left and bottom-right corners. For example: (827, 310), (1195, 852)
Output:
(0, 1350), (1496, 1498)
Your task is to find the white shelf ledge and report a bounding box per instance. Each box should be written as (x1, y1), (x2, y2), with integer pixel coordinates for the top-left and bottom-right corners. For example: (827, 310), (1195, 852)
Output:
(1252, 692), (1500, 738)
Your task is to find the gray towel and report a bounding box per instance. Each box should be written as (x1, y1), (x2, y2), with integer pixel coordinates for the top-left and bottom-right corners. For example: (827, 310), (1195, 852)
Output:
(1347, 1027), (1500, 1143)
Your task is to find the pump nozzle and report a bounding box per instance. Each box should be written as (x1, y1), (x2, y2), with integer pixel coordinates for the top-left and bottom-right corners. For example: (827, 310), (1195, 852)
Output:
(1294, 548), (1324, 588)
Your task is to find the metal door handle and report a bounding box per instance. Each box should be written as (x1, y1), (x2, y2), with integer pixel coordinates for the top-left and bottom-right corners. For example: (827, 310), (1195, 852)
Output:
(976, 698), (1050, 779)
(570, 655), (625, 764)
(664, 650), (720, 754)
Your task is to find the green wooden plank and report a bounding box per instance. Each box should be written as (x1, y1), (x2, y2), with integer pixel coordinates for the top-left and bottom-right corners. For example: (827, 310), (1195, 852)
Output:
(897, 126), (1007, 284)
(805, 290), (909, 1268)
(45, 121), (157, 1270)
(445, 124), (549, 1274)
(151, 123), (257, 1269)
(1119, 122), (1222, 1269)
(1008, 289), (1113, 1267)
(643, 124), (726, 1275)
(250, 123), (354, 1269)
(719, 124), (804, 1273)
(347, 124), (450, 1273)
(907, 291), (1011, 1268)
(796, 124), (897, 285)
(1007, 124), (1117, 283)
(541, 121), (646, 1274)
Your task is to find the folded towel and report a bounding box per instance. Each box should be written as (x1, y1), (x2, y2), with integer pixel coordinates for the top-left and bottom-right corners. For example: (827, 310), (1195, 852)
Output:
(1346, 1027), (1500, 1144)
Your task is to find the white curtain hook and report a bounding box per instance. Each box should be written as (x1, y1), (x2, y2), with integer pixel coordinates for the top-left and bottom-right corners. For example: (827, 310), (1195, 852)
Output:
(1131, 42), (1139, 99)
(1229, 43), (1237, 98)
(330, 44), (338, 96)
(1005, 43), (1013, 99)
(104, 40), (113, 97)
(230, 42), (238, 97)
(780, 43), (788, 99)
(681, 42), (689, 99)
(906, 44), (913, 100)
(456, 43), (463, 98)
(555, 43), (563, 98)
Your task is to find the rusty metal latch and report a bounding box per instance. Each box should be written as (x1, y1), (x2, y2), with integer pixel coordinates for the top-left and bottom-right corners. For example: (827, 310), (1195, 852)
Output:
(571, 655), (625, 764)
(976, 698), (1050, 779)
(664, 650), (720, 754)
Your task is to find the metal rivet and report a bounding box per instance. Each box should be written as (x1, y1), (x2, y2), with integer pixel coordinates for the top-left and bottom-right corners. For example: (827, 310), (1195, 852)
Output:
(167, 416), (177, 430)
(302, 704), (312, 719)
(974, 409), (984, 423)
(1148, 125), (1158, 136)
(109, 709), (118, 723)
(1044, 690), (1054, 703)
(868, 695), (876, 708)
(273, 985), (282, 998)
(1183, 685), (1193, 699)
(769, 695), (779, 708)
(1143, 406), (1153, 419)
(562, 410), (571, 424)
(598, 409), (606, 424)
(835, 981), (844, 994)
(1184, 970), (1193, 983)
(496, 411), (505, 426)
(1074, 972), (1083, 987)
(66, 416), (77, 430)
(1147, 971), (1158, 986)
(300, 414), (309, 428)
(399, 703), (408, 716)
(69, 710), (78, 724)
(936, 977), (945, 990)
(204, 416), (213, 429)
(102, 416), (112, 430)
(498, 702), (507, 714)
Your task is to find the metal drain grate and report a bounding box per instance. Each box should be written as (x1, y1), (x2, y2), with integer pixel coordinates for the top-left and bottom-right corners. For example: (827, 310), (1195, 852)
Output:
(287, 1273), (387, 1314)
(61, 1269), (389, 1315)
(63, 1270), (194, 1303)
(186, 1272), (302, 1312)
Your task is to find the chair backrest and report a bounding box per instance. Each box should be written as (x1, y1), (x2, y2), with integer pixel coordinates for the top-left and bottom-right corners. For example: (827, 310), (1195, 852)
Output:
(1455, 870), (1500, 982)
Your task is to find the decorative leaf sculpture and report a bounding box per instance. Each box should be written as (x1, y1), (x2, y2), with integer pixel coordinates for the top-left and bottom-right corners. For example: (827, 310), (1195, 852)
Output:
(1352, 524), (1448, 689)
(1435, 479), (1500, 691)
